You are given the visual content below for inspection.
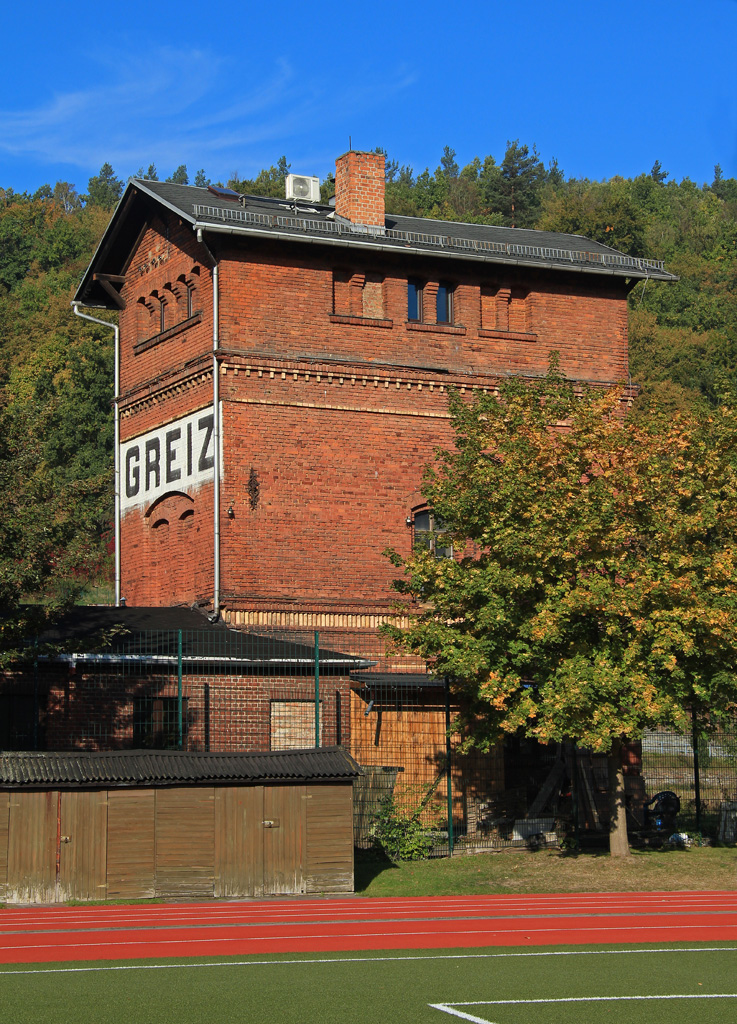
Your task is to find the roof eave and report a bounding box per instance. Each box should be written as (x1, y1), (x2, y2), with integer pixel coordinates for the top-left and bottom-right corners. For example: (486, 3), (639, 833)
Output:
(193, 220), (676, 282)
(74, 180), (199, 308)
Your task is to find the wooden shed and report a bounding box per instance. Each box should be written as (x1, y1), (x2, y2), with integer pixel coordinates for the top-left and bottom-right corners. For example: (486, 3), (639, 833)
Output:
(0, 747), (358, 903)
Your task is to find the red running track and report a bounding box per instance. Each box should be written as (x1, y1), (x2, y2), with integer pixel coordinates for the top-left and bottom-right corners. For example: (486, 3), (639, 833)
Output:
(0, 891), (736, 964)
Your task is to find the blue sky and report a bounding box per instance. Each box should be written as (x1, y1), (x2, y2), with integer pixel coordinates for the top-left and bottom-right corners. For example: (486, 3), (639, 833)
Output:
(1, 0), (736, 194)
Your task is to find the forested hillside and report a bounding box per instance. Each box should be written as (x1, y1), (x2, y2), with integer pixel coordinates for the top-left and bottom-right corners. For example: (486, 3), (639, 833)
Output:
(1, 145), (736, 634)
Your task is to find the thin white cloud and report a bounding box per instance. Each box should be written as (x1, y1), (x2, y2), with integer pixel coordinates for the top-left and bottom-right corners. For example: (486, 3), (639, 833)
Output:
(0, 44), (417, 181)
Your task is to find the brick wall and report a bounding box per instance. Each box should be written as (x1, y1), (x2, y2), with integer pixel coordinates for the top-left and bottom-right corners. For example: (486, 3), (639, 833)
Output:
(34, 667), (350, 753)
(113, 206), (632, 617)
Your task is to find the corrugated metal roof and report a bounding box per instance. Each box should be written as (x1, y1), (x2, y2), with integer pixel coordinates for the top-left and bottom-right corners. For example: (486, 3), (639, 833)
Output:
(0, 747), (360, 788)
(75, 177), (676, 306)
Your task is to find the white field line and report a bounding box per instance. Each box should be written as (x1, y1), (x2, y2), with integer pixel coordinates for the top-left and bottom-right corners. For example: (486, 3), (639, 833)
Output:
(430, 993), (737, 1024)
(1, 944), (736, 976)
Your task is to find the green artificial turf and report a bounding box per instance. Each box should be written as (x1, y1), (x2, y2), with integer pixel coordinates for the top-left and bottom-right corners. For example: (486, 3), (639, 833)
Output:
(3, 944), (736, 1024)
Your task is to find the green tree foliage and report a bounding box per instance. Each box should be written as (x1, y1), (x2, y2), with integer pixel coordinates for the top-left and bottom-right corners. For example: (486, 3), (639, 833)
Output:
(194, 169), (210, 188)
(385, 367), (737, 855)
(227, 157), (291, 199)
(86, 163), (124, 209)
(0, 186), (113, 652)
(135, 164), (159, 181)
(166, 165), (189, 185)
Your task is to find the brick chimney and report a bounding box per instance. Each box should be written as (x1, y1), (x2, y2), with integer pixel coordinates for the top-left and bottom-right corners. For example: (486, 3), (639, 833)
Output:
(334, 151), (385, 231)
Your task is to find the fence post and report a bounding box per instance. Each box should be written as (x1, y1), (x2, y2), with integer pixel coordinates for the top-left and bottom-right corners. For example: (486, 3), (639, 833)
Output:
(314, 630), (320, 748)
(33, 636), (39, 751)
(571, 743), (580, 849)
(177, 629), (183, 750)
(692, 710), (702, 834)
(445, 677), (454, 855)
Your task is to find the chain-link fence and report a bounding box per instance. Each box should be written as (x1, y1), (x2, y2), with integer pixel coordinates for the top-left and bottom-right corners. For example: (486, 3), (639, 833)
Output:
(2, 624), (736, 849)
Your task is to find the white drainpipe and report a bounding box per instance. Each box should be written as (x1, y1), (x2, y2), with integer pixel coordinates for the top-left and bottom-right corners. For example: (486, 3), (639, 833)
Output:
(71, 302), (121, 607)
(196, 228), (221, 620)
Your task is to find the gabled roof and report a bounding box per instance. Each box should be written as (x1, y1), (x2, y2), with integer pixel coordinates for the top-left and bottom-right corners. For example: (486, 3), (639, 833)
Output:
(0, 747), (360, 788)
(75, 178), (676, 307)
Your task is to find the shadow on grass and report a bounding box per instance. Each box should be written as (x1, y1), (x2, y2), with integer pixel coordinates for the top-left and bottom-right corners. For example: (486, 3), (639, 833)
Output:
(354, 849), (400, 892)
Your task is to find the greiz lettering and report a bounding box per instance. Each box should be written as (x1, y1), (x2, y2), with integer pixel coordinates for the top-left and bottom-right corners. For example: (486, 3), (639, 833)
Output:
(198, 414), (214, 472)
(125, 447), (140, 498)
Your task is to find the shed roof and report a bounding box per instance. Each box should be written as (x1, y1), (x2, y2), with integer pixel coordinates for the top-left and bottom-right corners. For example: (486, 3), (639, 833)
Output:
(75, 178), (676, 307)
(39, 606), (372, 674)
(0, 747), (360, 788)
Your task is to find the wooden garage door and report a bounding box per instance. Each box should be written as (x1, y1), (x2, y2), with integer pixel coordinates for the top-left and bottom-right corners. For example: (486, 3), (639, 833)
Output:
(304, 784), (354, 893)
(0, 792), (10, 901)
(6, 791), (57, 903)
(263, 785), (306, 895)
(155, 787), (215, 898)
(214, 785), (307, 897)
(214, 786), (264, 897)
(107, 789), (155, 899)
(58, 790), (108, 902)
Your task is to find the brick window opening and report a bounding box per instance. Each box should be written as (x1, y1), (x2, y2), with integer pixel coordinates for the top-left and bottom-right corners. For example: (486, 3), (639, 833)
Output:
(413, 508), (453, 558)
(0, 694), (42, 750)
(270, 699), (322, 750)
(509, 286), (529, 333)
(133, 696), (189, 749)
(436, 281), (454, 324)
(332, 269), (352, 314)
(177, 267), (199, 319)
(481, 284), (531, 334)
(407, 279), (423, 322)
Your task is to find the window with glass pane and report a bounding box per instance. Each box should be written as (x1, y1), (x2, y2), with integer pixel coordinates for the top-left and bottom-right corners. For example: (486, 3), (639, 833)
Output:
(407, 280), (422, 321)
(436, 282), (453, 324)
(413, 509), (452, 558)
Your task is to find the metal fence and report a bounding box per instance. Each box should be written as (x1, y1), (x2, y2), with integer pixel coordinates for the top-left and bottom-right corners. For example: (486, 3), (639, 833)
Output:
(3, 625), (736, 850)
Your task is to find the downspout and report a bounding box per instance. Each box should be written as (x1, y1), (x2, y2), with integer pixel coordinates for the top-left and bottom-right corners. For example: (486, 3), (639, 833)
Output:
(72, 302), (121, 607)
(196, 228), (221, 620)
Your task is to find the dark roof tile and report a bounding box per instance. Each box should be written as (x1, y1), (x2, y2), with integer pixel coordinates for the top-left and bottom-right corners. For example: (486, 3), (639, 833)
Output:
(0, 747), (360, 787)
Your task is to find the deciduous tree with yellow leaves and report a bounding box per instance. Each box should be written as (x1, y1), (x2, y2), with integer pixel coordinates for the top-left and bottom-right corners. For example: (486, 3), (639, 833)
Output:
(386, 364), (737, 856)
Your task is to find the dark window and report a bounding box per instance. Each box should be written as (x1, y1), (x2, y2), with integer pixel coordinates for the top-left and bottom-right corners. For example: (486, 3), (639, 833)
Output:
(0, 694), (42, 750)
(407, 279), (423, 322)
(413, 509), (453, 558)
(133, 696), (188, 749)
(436, 282), (453, 324)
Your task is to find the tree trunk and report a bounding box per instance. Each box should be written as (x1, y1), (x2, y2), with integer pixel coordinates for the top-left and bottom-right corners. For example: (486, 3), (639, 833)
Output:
(608, 738), (630, 858)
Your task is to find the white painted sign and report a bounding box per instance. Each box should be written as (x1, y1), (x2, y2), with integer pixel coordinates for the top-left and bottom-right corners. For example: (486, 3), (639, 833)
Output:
(121, 407), (217, 513)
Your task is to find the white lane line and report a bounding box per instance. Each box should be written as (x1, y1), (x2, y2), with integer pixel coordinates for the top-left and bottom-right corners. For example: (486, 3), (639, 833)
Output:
(5, 908), (736, 937)
(3, 920), (737, 953)
(1, 944), (735, 976)
(3, 899), (735, 929)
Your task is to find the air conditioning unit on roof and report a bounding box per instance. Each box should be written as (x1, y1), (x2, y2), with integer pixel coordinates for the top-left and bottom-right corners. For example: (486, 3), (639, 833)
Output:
(285, 174), (321, 203)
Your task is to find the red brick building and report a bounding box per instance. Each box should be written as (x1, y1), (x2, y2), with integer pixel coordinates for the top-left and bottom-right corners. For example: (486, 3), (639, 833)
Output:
(74, 151), (674, 629)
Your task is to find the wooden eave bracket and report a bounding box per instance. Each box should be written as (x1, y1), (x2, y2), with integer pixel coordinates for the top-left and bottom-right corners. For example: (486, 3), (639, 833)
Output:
(93, 273), (126, 310)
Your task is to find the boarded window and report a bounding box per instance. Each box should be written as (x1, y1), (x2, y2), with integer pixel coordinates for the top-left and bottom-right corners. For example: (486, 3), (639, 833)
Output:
(270, 700), (322, 750)
(362, 274), (384, 318)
